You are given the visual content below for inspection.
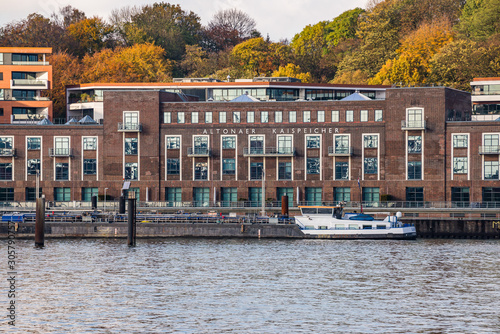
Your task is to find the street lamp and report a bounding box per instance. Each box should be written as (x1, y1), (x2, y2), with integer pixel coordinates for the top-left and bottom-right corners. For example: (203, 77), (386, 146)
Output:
(104, 188), (108, 213)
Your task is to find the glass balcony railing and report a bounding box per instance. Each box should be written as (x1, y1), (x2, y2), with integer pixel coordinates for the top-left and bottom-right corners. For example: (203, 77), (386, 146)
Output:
(11, 79), (48, 87)
(118, 123), (143, 132)
(479, 145), (500, 154)
(12, 61), (50, 65)
(49, 148), (73, 157)
(328, 146), (353, 156)
(187, 147), (211, 156)
(243, 147), (295, 156)
(401, 120), (426, 130)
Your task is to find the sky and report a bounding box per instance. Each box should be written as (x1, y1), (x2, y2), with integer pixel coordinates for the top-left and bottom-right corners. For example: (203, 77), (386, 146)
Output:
(0, 0), (368, 41)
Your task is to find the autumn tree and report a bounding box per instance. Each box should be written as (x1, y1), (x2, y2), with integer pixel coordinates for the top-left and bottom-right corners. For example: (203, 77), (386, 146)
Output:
(67, 17), (115, 57)
(202, 9), (260, 52)
(370, 21), (454, 85)
(117, 3), (202, 61)
(291, 21), (329, 80)
(48, 52), (83, 119)
(230, 37), (292, 77)
(271, 64), (312, 83)
(81, 43), (172, 83)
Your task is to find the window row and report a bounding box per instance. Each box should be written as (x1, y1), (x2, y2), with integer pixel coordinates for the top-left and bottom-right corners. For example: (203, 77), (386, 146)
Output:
(163, 110), (384, 124)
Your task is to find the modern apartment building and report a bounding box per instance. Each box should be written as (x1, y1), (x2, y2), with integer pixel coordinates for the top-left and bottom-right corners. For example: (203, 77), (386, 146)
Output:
(471, 77), (500, 121)
(0, 47), (53, 124)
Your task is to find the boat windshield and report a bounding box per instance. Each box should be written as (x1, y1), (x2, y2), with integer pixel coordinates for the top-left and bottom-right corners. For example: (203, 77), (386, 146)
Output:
(300, 207), (337, 215)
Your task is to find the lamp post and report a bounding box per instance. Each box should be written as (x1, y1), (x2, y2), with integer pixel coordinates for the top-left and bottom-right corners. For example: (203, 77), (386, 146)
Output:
(104, 188), (108, 213)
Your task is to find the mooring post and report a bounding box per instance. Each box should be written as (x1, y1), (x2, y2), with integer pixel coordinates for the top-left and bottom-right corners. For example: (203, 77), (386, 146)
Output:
(281, 195), (289, 218)
(35, 197), (45, 247)
(127, 197), (136, 246)
(119, 196), (125, 214)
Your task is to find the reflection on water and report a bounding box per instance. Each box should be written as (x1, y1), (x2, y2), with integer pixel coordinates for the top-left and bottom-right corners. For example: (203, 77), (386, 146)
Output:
(3, 239), (500, 333)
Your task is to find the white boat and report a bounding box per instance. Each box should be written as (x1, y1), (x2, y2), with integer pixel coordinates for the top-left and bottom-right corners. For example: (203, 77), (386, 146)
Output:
(295, 206), (417, 239)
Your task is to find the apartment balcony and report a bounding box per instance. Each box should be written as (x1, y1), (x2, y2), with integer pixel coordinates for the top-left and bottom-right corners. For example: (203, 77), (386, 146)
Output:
(118, 123), (143, 132)
(0, 148), (16, 157)
(479, 145), (500, 154)
(11, 114), (47, 124)
(187, 147), (211, 157)
(9, 96), (50, 101)
(11, 79), (48, 89)
(243, 147), (296, 157)
(49, 148), (74, 157)
(401, 120), (426, 130)
(12, 61), (50, 66)
(328, 146), (353, 156)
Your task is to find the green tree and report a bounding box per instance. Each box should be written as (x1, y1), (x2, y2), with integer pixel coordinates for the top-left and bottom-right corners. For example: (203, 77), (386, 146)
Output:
(325, 8), (364, 47)
(291, 21), (329, 79)
(457, 0), (500, 40)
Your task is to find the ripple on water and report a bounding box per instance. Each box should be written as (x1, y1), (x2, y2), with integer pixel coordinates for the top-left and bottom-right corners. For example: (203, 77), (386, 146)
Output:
(3, 238), (500, 333)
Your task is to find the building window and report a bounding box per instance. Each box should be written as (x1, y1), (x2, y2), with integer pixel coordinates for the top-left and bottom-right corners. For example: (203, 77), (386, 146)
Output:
(0, 188), (14, 201)
(364, 158), (378, 174)
(375, 110), (383, 122)
(221, 187), (237, 206)
(83, 159), (97, 175)
(125, 187), (140, 200)
(27, 159), (40, 175)
(453, 134), (468, 148)
(54, 187), (71, 201)
(222, 136), (236, 149)
(277, 187), (293, 206)
(277, 136), (292, 154)
(484, 161), (499, 180)
(408, 136), (422, 153)
(166, 136), (180, 149)
(191, 112), (199, 124)
(165, 187), (182, 207)
(307, 158), (320, 174)
(0, 163), (12, 180)
(361, 110), (368, 122)
(289, 111), (296, 123)
(233, 111), (240, 123)
(193, 187), (210, 207)
(275, 111), (283, 123)
(247, 111), (254, 123)
(125, 162), (138, 180)
(0, 108), (4, 116)
(332, 110), (339, 122)
(406, 187), (423, 206)
(250, 162), (263, 180)
(261, 111), (269, 123)
(335, 162), (349, 180)
(335, 135), (349, 154)
(164, 112), (171, 123)
(55, 163), (69, 180)
(407, 161), (422, 180)
(205, 112), (212, 123)
(451, 187), (469, 207)
(346, 110), (353, 122)
(278, 162), (292, 180)
(484, 134), (499, 147)
(364, 135), (378, 148)
(334, 187), (350, 202)
(249, 136), (264, 154)
(25, 187), (42, 201)
(83, 137), (97, 150)
(124, 111), (138, 128)
(453, 157), (468, 174)
(318, 110), (325, 122)
(306, 136), (320, 148)
(407, 108), (423, 128)
(54, 137), (70, 155)
(222, 159), (235, 175)
(249, 187), (262, 207)
(82, 187), (98, 201)
(125, 138), (138, 155)
(219, 111), (226, 123)
(0, 137), (12, 155)
(194, 162), (208, 180)
(167, 159), (180, 175)
(362, 187), (379, 203)
(482, 187), (500, 203)
(27, 137), (41, 150)
(193, 136), (208, 154)
(305, 187), (322, 205)
(177, 112), (185, 123)
(303, 111), (311, 122)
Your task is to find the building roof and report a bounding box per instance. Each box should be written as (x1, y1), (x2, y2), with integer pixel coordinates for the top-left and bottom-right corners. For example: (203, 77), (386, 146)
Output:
(37, 118), (53, 125)
(230, 93), (261, 102)
(0, 47), (52, 53)
(340, 91), (372, 101)
(78, 115), (97, 124)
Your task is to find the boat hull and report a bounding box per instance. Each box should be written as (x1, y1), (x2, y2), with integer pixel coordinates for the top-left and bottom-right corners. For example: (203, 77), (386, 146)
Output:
(300, 227), (417, 240)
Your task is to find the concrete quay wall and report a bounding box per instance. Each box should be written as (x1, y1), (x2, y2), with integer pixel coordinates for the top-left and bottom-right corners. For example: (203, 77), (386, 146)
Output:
(1, 220), (499, 239)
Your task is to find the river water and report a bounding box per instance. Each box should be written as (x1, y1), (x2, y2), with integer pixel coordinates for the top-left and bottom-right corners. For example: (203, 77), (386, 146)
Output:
(2, 238), (499, 333)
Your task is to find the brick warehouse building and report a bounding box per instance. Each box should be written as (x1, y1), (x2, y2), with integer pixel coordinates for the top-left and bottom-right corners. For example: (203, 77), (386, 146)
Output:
(1, 85), (500, 207)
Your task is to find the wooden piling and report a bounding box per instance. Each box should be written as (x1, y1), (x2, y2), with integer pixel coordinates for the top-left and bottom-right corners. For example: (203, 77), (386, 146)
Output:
(35, 197), (45, 246)
(281, 195), (289, 217)
(127, 198), (136, 246)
